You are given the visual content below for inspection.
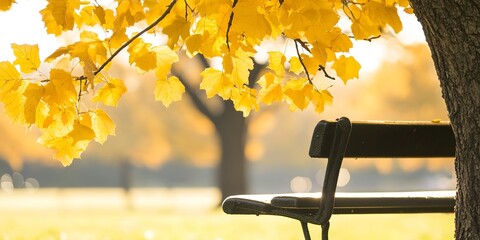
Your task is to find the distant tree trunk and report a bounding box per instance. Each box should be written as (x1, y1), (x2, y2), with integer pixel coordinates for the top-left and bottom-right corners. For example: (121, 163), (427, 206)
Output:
(119, 159), (133, 210)
(119, 159), (131, 192)
(215, 101), (247, 200)
(409, 1), (480, 239)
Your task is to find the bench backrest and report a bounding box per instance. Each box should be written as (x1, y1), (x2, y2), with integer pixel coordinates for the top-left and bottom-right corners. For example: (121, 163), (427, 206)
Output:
(307, 117), (455, 224)
(309, 120), (455, 159)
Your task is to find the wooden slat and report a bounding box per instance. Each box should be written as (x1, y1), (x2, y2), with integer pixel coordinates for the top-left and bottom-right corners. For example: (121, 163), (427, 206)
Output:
(310, 120), (455, 158)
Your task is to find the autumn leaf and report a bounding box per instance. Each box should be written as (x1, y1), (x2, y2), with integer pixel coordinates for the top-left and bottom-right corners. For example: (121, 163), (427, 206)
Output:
(231, 86), (259, 117)
(1, 83), (27, 123)
(39, 120), (95, 166)
(288, 57), (304, 75)
(331, 55), (361, 83)
(92, 78), (127, 107)
(257, 72), (283, 105)
(91, 109), (115, 144)
(0, 61), (23, 99)
(161, 15), (192, 48)
(0, 0), (14, 11)
(231, 0), (272, 40)
(153, 46), (179, 78)
(11, 44), (41, 73)
(310, 89), (333, 113)
(40, 0), (78, 35)
(364, 1), (402, 33)
(128, 38), (157, 72)
(283, 78), (312, 111)
(223, 49), (254, 88)
(23, 83), (45, 125)
(154, 76), (185, 107)
(200, 68), (234, 99)
(267, 51), (286, 76)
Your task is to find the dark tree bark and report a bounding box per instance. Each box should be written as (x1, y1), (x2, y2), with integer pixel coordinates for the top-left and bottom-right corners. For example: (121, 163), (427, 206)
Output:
(408, 1), (480, 239)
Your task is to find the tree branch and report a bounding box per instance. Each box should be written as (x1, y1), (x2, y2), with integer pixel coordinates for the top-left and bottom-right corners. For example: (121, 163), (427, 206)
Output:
(226, 0), (239, 51)
(294, 39), (313, 83)
(95, 0), (178, 76)
(171, 60), (217, 123)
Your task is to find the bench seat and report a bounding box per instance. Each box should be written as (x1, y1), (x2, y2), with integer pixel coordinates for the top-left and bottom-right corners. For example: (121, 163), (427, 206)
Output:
(223, 191), (455, 216)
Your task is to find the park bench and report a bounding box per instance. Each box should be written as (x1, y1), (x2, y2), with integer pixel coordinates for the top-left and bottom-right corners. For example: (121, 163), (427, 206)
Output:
(222, 117), (456, 240)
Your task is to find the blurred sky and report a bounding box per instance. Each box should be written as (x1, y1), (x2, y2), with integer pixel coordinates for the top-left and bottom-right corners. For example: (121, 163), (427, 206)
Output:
(0, 2), (451, 179)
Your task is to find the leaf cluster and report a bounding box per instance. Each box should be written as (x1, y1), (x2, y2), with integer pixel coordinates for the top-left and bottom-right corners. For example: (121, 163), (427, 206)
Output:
(0, 0), (411, 165)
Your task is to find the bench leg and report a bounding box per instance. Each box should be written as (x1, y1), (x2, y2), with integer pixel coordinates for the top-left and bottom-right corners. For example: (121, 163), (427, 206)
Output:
(301, 221), (330, 240)
(322, 221), (330, 240)
(301, 221), (311, 240)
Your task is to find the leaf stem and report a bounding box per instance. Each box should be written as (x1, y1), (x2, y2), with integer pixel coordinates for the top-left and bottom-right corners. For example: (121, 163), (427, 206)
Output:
(95, 0), (178, 76)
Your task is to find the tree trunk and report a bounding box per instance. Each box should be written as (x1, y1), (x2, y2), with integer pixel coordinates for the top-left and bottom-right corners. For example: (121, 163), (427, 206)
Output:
(409, 1), (480, 238)
(215, 100), (247, 201)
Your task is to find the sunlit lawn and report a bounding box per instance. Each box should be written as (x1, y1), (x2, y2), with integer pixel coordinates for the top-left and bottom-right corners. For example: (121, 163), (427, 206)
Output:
(0, 189), (454, 240)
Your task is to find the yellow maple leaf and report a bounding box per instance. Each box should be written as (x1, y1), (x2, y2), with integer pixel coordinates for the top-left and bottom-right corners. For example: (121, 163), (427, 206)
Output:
(185, 34), (203, 55)
(128, 38), (157, 72)
(45, 46), (72, 62)
(35, 100), (50, 128)
(109, 29), (129, 50)
(283, 78), (312, 111)
(0, 0), (14, 11)
(114, 0), (145, 29)
(154, 76), (185, 107)
(39, 134), (76, 166)
(223, 49), (254, 88)
(39, 120), (94, 166)
(91, 109), (115, 144)
(1, 83), (27, 123)
(92, 78), (127, 107)
(330, 31), (353, 53)
(160, 15), (192, 49)
(231, 86), (259, 117)
(331, 55), (361, 84)
(257, 72), (283, 105)
(288, 57), (304, 75)
(310, 89), (333, 113)
(267, 51), (286, 76)
(0, 61), (23, 100)
(153, 46), (179, 79)
(363, 1), (402, 33)
(49, 69), (77, 103)
(364, 1), (402, 33)
(40, 0), (78, 35)
(200, 68), (234, 99)
(11, 44), (41, 73)
(43, 102), (77, 137)
(23, 83), (45, 125)
(231, 0), (272, 40)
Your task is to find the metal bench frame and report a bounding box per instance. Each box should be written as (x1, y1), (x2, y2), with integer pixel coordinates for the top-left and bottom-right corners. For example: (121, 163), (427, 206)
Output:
(222, 117), (455, 240)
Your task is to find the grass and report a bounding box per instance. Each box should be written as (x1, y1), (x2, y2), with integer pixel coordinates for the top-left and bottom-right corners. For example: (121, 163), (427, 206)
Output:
(0, 189), (454, 239)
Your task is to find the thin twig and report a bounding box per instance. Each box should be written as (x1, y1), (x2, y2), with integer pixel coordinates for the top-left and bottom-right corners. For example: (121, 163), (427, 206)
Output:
(95, 0), (178, 75)
(294, 39), (312, 83)
(348, 35), (381, 42)
(226, 0), (239, 51)
(294, 39), (311, 53)
(318, 65), (335, 80)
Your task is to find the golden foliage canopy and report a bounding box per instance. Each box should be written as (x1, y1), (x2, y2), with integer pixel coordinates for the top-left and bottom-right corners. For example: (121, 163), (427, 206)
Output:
(0, 0), (410, 165)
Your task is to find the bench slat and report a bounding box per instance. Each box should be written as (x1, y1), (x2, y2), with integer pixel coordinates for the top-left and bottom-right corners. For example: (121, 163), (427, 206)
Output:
(223, 191), (455, 216)
(271, 191), (455, 213)
(310, 121), (455, 158)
